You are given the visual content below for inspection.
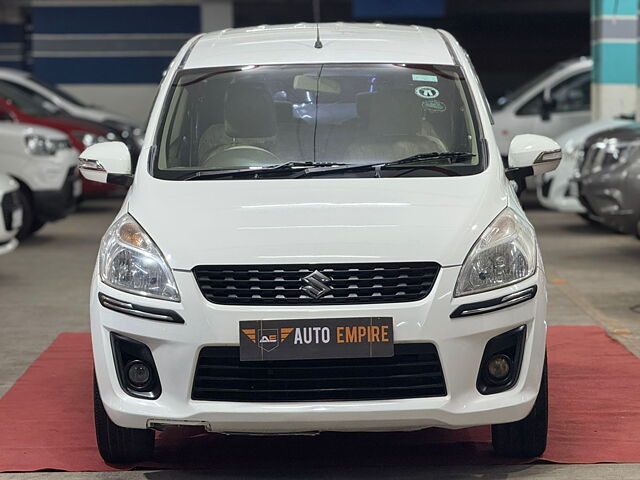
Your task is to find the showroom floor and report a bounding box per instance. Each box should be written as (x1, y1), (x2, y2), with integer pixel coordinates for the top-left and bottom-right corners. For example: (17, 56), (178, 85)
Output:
(0, 195), (639, 479)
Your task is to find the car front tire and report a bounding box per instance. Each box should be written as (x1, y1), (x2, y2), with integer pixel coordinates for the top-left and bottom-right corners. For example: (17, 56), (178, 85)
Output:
(16, 187), (35, 240)
(93, 374), (155, 464)
(491, 356), (548, 458)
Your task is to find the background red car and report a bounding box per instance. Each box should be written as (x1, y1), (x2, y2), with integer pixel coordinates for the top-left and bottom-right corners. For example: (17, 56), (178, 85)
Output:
(0, 88), (121, 197)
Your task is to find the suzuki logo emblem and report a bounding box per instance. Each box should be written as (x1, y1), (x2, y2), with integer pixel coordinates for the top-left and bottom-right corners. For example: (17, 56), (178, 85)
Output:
(301, 270), (332, 299)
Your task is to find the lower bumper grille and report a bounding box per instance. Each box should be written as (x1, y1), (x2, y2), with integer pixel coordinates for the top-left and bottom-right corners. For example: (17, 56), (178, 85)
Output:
(192, 344), (446, 402)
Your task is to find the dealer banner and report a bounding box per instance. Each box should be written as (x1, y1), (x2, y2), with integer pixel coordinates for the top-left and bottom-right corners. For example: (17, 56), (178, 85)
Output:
(239, 317), (394, 361)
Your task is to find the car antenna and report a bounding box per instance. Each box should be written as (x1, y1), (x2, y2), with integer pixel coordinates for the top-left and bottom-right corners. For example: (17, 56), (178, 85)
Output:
(313, 0), (323, 48)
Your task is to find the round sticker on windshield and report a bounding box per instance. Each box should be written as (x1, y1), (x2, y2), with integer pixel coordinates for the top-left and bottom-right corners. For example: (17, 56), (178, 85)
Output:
(423, 99), (447, 113)
(415, 86), (440, 99)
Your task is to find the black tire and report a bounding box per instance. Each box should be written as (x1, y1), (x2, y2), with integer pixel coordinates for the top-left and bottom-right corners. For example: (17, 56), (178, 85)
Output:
(29, 218), (46, 235)
(492, 356), (548, 458)
(93, 374), (155, 464)
(16, 187), (35, 240)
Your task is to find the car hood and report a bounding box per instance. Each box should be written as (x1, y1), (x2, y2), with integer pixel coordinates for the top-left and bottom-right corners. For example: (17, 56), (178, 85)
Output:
(128, 174), (507, 270)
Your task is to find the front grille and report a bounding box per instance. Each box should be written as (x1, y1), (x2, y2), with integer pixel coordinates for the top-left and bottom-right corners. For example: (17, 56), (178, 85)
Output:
(193, 262), (440, 305)
(1, 190), (19, 231)
(541, 178), (552, 198)
(191, 343), (446, 402)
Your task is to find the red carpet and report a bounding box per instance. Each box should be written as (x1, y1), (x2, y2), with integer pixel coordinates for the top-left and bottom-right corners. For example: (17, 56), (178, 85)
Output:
(1, 326), (640, 472)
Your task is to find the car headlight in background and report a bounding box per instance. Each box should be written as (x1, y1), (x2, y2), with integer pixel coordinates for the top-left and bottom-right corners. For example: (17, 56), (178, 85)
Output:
(454, 208), (536, 296)
(100, 214), (180, 302)
(24, 134), (70, 156)
(103, 120), (145, 150)
(72, 131), (106, 149)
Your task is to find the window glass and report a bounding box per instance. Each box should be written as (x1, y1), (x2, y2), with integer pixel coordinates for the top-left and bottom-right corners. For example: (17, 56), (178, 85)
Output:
(28, 76), (86, 107)
(0, 80), (60, 117)
(550, 71), (590, 112)
(517, 93), (543, 116)
(155, 63), (483, 179)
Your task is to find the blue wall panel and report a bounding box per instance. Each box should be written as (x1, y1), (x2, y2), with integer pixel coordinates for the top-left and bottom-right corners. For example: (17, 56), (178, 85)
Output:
(32, 57), (173, 84)
(31, 4), (200, 84)
(32, 6), (200, 34)
(353, 0), (445, 19)
(0, 23), (25, 69)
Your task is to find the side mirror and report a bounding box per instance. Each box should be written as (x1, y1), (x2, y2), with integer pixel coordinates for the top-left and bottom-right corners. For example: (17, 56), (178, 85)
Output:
(506, 134), (561, 180)
(78, 142), (133, 187)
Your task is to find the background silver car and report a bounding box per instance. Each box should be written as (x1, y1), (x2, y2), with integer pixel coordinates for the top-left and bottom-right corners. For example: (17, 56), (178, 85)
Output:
(579, 124), (640, 238)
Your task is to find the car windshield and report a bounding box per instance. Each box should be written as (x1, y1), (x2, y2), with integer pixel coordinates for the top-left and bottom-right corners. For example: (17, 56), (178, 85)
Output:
(0, 80), (60, 117)
(28, 76), (87, 107)
(154, 63), (484, 179)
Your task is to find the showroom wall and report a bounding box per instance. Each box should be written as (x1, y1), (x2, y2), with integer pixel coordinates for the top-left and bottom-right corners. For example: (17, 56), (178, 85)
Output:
(28, 0), (203, 125)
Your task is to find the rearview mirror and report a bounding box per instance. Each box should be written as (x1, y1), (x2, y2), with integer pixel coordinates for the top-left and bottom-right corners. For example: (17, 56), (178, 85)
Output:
(78, 141), (133, 186)
(506, 134), (561, 180)
(293, 74), (341, 94)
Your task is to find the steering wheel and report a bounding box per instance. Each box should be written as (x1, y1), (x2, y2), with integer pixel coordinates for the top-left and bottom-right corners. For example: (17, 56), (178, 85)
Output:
(204, 145), (280, 169)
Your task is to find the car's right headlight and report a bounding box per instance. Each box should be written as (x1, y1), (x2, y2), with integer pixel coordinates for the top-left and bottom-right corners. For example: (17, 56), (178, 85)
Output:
(454, 208), (537, 297)
(99, 214), (180, 301)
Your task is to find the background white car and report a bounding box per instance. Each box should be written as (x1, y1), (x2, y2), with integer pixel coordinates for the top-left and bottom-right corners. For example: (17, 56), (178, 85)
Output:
(493, 57), (592, 158)
(0, 122), (80, 238)
(0, 68), (145, 152)
(0, 173), (22, 255)
(536, 118), (632, 213)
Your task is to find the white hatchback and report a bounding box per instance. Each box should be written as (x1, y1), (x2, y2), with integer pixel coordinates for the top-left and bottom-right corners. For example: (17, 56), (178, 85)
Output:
(80, 23), (560, 464)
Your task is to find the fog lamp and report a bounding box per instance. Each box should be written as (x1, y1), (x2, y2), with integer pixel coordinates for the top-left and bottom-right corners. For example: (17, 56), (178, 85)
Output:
(126, 360), (151, 388)
(487, 354), (511, 382)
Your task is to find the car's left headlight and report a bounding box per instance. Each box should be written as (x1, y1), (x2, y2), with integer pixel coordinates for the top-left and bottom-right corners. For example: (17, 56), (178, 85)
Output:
(99, 214), (180, 301)
(454, 208), (536, 297)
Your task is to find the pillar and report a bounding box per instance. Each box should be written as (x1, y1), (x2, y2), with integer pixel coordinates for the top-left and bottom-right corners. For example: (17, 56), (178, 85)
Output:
(591, 0), (639, 120)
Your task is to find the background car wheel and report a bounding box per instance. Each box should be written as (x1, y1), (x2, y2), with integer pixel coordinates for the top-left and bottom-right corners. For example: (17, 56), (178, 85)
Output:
(93, 374), (155, 464)
(16, 187), (35, 240)
(491, 355), (548, 458)
(635, 218), (640, 240)
(579, 213), (600, 226)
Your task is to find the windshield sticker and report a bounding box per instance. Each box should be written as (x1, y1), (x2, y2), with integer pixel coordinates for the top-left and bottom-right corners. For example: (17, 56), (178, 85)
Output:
(423, 99), (447, 113)
(415, 86), (440, 99)
(412, 74), (438, 82)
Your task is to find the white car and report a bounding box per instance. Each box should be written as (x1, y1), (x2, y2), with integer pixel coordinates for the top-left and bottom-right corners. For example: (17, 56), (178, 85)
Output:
(0, 173), (22, 254)
(0, 68), (144, 151)
(81, 23), (560, 464)
(536, 118), (632, 213)
(0, 122), (80, 238)
(493, 57), (592, 158)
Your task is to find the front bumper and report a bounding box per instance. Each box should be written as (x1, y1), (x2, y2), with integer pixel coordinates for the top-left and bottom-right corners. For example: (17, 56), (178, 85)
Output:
(536, 174), (585, 214)
(91, 266), (547, 433)
(32, 168), (81, 222)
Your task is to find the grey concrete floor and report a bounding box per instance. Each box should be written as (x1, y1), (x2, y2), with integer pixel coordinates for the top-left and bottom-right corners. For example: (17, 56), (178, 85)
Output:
(1, 194), (639, 478)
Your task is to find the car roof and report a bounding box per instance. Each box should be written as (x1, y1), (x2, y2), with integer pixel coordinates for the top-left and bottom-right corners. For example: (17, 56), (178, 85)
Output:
(184, 23), (455, 70)
(0, 68), (29, 78)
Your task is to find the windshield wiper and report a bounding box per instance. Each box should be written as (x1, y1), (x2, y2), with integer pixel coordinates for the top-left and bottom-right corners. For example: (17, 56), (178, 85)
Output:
(297, 152), (475, 177)
(178, 161), (348, 180)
